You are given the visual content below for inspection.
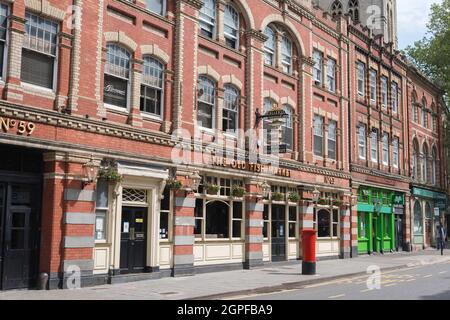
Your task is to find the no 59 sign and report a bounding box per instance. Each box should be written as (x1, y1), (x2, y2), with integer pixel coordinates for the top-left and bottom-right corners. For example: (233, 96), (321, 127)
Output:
(1, 116), (36, 136)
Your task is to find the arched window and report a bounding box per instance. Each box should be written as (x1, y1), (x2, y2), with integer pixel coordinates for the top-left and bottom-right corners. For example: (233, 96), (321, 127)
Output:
(205, 201), (230, 239)
(263, 26), (276, 66)
(224, 4), (239, 49)
(412, 140), (419, 179)
(423, 144), (429, 183)
(330, 0), (343, 17)
(316, 209), (339, 238)
(199, 0), (216, 39)
(425, 202), (432, 219)
(281, 33), (293, 74)
(432, 147), (437, 185)
(223, 84), (239, 134)
(140, 56), (164, 117)
(282, 105), (293, 150)
(421, 98), (427, 127)
(413, 201), (423, 236)
(412, 92), (419, 122)
(348, 0), (359, 22)
(104, 44), (131, 109)
(197, 76), (216, 129)
(146, 0), (165, 16)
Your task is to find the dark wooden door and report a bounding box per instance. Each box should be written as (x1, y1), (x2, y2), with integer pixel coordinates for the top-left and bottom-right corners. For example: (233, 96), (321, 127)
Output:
(271, 205), (286, 262)
(1, 184), (40, 290)
(395, 217), (403, 251)
(425, 219), (432, 247)
(120, 207), (148, 274)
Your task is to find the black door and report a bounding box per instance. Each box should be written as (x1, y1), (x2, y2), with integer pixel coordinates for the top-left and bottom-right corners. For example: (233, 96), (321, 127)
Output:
(120, 207), (148, 274)
(395, 216), (403, 251)
(271, 205), (286, 262)
(1, 184), (40, 290)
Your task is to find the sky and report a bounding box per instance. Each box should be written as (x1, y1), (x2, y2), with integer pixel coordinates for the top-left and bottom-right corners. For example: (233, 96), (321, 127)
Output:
(396, 0), (442, 50)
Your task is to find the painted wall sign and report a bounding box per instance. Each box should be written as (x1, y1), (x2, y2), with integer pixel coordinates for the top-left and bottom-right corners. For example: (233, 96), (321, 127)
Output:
(211, 156), (291, 177)
(0, 116), (36, 136)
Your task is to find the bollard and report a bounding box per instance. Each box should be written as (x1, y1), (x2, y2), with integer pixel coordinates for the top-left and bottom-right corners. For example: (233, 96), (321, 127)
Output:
(37, 272), (49, 290)
(301, 229), (317, 275)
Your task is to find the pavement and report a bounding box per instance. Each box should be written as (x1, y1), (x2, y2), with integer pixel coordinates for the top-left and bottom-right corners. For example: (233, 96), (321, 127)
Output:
(0, 249), (449, 300)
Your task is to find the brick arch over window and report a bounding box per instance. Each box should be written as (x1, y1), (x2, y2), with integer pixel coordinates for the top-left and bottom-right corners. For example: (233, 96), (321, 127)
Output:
(24, 0), (66, 21)
(222, 75), (243, 91)
(141, 44), (170, 65)
(104, 31), (137, 53)
(262, 90), (280, 104)
(260, 15), (305, 57)
(198, 65), (221, 83)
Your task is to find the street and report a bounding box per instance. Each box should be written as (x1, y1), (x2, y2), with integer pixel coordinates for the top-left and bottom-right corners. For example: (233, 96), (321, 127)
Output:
(233, 261), (450, 300)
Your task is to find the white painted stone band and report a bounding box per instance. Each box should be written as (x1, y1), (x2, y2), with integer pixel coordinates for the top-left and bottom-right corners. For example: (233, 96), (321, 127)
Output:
(174, 216), (195, 226)
(175, 197), (196, 208)
(343, 234), (351, 241)
(64, 189), (96, 202)
(246, 202), (264, 212)
(343, 222), (350, 228)
(64, 212), (95, 225)
(174, 235), (195, 246)
(302, 220), (314, 228)
(64, 236), (95, 248)
(245, 219), (263, 228)
(174, 254), (194, 265)
(246, 251), (263, 260)
(246, 235), (263, 243)
(63, 259), (94, 271)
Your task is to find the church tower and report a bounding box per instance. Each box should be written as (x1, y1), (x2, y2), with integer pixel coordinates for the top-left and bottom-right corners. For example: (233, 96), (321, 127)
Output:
(313, 0), (398, 49)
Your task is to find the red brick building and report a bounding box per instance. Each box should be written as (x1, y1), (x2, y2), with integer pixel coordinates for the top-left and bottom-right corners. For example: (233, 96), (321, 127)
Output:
(0, 0), (446, 290)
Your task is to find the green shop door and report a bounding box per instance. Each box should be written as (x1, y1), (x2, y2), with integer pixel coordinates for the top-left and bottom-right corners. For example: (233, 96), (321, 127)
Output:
(357, 212), (370, 254)
(372, 215), (382, 253)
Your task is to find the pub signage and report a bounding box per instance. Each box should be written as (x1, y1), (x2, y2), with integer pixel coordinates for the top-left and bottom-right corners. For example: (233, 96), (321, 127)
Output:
(211, 156), (291, 177)
(0, 116), (36, 135)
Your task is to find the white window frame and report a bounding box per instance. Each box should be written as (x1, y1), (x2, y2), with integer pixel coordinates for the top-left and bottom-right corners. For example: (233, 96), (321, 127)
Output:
(264, 26), (276, 67)
(197, 76), (216, 130)
(0, 4), (9, 82)
(357, 62), (365, 97)
(327, 58), (336, 92)
(224, 3), (239, 50)
(370, 129), (378, 163)
(382, 132), (389, 165)
(358, 124), (366, 160)
(369, 69), (377, 103)
(22, 11), (59, 92)
(145, 0), (166, 16)
(328, 120), (337, 160)
(393, 137), (399, 168)
(313, 50), (323, 84)
(223, 84), (239, 135)
(381, 76), (388, 107)
(140, 56), (164, 119)
(282, 104), (293, 150)
(281, 33), (293, 74)
(391, 82), (398, 113)
(313, 115), (324, 157)
(199, 0), (216, 39)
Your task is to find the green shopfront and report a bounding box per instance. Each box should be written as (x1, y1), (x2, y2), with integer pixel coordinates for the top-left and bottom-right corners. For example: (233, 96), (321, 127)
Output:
(411, 187), (447, 248)
(357, 186), (404, 254)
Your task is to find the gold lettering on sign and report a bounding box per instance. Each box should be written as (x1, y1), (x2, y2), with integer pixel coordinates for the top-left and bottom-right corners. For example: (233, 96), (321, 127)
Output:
(0, 116), (36, 136)
(324, 176), (335, 185)
(210, 156), (291, 178)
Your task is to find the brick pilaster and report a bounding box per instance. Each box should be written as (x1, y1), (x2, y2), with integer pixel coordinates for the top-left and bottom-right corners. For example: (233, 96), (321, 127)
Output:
(244, 183), (263, 268)
(404, 193), (412, 251)
(339, 205), (351, 259)
(172, 189), (195, 276)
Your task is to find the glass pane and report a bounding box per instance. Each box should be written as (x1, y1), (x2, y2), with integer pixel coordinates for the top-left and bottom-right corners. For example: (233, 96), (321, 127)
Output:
(95, 211), (106, 240)
(194, 219), (202, 238)
(96, 179), (108, 208)
(263, 205), (269, 220)
(289, 222), (296, 238)
(12, 212), (25, 228)
(318, 210), (331, 237)
(232, 220), (241, 238)
(233, 202), (242, 219)
(333, 223), (338, 237)
(11, 186), (31, 206)
(104, 74), (128, 108)
(160, 212), (169, 239)
(195, 199), (203, 217)
(160, 188), (170, 211)
(205, 201), (229, 239)
(21, 49), (54, 89)
(11, 230), (25, 249)
(289, 207), (296, 221)
(263, 222), (269, 238)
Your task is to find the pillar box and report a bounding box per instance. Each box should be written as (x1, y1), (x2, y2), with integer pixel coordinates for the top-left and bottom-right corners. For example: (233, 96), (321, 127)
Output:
(301, 229), (317, 275)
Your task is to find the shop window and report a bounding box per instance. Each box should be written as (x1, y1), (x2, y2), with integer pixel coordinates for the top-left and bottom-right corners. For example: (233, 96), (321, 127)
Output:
(223, 85), (239, 134)
(359, 213), (366, 238)
(22, 12), (59, 89)
(160, 187), (171, 240)
(197, 76), (216, 129)
(95, 179), (109, 241)
(413, 201), (423, 235)
(141, 56), (164, 118)
(224, 4), (239, 49)
(317, 209), (330, 237)
(232, 202), (243, 238)
(263, 204), (270, 239)
(358, 189), (370, 203)
(104, 44), (131, 109)
(333, 209), (339, 237)
(194, 198), (203, 238)
(288, 206), (297, 238)
(199, 0), (216, 39)
(385, 214), (390, 237)
(205, 201), (229, 239)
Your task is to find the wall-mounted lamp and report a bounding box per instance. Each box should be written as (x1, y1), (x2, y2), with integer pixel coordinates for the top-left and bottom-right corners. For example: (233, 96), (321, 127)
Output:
(255, 103), (288, 127)
(312, 187), (320, 203)
(189, 171), (202, 192)
(82, 155), (98, 188)
(260, 181), (271, 198)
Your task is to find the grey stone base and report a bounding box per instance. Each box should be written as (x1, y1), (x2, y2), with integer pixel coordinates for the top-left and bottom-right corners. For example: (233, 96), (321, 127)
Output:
(195, 263), (243, 274)
(339, 251), (351, 259)
(351, 246), (359, 258)
(243, 259), (264, 269)
(172, 264), (195, 277)
(403, 241), (412, 252)
(108, 270), (171, 285)
(316, 255), (340, 261)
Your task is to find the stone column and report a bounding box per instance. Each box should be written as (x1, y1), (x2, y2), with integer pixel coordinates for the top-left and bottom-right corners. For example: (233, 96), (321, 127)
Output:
(244, 181), (264, 268)
(275, 30), (283, 70)
(54, 29), (73, 112)
(127, 60), (143, 127)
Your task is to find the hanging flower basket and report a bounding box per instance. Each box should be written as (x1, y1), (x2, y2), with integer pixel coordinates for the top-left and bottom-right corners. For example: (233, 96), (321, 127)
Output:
(167, 179), (183, 190)
(318, 198), (328, 205)
(98, 167), (123, 183)
(205, 184), (220, 195)
(231, 185), (246, 198)
(272, 192), (284, 202)
(288, 192), (300, 203)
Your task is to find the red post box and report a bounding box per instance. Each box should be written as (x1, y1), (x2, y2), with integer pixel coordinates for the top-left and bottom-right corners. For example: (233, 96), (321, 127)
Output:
(301, 229), (317, 275)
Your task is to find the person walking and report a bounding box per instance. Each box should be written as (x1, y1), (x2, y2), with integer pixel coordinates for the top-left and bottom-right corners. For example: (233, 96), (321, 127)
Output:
(436, 222), (446, 256)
